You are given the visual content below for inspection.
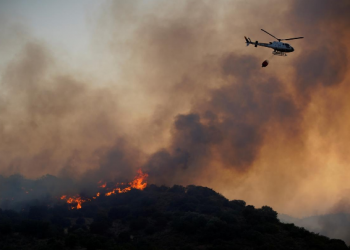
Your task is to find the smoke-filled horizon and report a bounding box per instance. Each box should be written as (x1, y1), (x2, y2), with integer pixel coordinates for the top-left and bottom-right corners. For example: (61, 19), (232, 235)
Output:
(0, 0), (350, 218)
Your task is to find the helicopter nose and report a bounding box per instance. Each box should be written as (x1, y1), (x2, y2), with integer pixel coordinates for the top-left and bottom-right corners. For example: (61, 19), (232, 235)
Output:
(291, 47), (294, 52)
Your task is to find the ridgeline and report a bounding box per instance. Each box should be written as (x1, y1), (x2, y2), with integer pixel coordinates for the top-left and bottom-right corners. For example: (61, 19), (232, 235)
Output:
(0, 185), (348, 250)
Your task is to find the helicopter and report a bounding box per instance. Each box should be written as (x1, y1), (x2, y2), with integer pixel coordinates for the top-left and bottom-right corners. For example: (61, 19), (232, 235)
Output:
(245, 29), (304, 56)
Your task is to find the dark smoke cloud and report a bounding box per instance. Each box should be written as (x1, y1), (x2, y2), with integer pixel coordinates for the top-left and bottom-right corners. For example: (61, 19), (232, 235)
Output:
(289, 0), (349, 96)
(145, 52), (300, 185)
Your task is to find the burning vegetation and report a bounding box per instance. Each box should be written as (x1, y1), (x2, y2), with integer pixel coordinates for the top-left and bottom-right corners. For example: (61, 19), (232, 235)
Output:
(1, 184), (349, 250)
(60, 169), (148, 209)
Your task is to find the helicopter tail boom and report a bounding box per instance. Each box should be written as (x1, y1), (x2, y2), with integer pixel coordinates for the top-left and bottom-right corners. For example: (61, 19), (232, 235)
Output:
(245, 38), (272, 50)
(244, 36), (251, 46)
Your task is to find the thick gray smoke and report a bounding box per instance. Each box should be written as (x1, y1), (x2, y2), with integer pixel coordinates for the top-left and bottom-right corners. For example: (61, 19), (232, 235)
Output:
(145, 54), (300, 185)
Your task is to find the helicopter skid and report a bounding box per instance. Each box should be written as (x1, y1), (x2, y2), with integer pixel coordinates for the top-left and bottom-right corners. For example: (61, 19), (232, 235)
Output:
(272, 51), (287, 56)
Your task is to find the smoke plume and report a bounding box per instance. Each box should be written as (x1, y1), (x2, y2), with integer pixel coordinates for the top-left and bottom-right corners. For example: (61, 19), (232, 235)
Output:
(0, 0), (350, 219)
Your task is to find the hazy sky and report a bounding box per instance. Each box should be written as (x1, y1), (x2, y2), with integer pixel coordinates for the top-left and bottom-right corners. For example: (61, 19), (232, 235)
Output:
(1, 0), (95, 55)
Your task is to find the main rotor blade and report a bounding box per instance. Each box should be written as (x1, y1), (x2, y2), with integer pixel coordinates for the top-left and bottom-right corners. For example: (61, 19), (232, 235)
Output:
(261, 29), (279, 40)
(281, 37), (304, 41)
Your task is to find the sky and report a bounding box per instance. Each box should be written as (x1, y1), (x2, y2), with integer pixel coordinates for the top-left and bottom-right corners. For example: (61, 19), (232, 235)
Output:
(0, 0), (350, 218)
(1, 1), (94, 57)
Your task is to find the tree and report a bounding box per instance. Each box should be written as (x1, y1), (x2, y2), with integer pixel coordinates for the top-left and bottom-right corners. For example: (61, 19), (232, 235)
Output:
(65, 234), (78, 248)
(90, 215), (112, 235)
(76, 217), (86, 226)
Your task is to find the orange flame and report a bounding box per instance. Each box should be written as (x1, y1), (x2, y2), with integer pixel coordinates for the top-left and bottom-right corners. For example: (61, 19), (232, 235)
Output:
(60, 195), (90, 209)
(105, 169), (148, 196)
(92, 192), (100, 199)
(130, 169), (149, 190)
(60, 169), (148, 209)
(99, 182), (107, 188)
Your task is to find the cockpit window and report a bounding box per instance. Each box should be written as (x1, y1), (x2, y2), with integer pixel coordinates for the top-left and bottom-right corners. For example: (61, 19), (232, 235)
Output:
(285, 44), (290, 48)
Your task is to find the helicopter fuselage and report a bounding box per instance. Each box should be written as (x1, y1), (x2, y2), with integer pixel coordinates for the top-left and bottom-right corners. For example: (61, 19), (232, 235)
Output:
(263, 41), (294, 52)
(245, 39), (294, 53)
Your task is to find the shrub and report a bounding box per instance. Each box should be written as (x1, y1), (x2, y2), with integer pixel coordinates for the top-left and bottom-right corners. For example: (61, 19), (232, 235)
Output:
(108, 206), (130, 220)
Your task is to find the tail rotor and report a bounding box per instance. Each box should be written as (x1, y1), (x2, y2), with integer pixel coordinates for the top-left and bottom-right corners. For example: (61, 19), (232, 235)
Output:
(244, 36), (252, 46)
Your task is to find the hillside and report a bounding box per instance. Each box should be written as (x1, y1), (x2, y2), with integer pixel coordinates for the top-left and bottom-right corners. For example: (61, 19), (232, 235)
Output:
(279, 213), (350, 245)
(0, 185), (348, 250)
